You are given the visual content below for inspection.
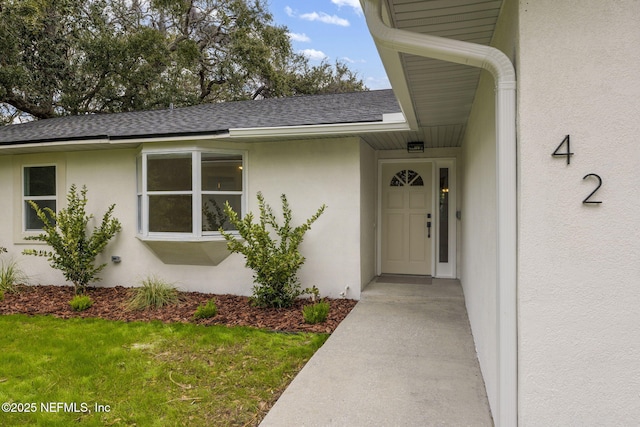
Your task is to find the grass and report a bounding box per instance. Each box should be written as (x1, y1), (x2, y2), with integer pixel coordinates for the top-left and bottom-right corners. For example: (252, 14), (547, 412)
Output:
(193, 299), (218, 319)
(127, 276), (180, 310)
(0, 258), (28, 293)
(69, 294), (93, 312)
(302, 301), (330, 324)
(0, 314), (328, 426)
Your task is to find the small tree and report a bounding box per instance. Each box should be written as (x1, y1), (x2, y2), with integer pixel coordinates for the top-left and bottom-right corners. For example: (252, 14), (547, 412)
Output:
(221, 192), (326, 308)
(23, 184), (122, 295)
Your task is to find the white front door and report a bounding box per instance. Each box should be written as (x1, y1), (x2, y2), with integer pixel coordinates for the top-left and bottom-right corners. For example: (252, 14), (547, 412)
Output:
(381, 162), (432, 275)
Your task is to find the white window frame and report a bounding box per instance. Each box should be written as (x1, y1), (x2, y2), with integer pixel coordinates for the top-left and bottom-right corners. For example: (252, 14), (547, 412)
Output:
(22, 164), (57, 232)
(137, 148), (246, 240)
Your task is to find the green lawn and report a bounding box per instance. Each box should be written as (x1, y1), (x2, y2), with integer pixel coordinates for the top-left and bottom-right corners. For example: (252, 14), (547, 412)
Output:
(0, 315), (328, 426)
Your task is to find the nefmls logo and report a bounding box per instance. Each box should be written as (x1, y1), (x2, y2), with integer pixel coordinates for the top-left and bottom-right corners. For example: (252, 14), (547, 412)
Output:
(41, 402), (90, 413)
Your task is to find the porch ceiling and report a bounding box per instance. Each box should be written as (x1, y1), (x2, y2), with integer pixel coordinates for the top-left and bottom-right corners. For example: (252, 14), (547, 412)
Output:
(368, 0), (504, 149)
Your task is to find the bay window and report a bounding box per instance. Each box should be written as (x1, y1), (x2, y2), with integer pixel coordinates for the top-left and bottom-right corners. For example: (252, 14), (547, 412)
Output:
(137, 150), (244, 238)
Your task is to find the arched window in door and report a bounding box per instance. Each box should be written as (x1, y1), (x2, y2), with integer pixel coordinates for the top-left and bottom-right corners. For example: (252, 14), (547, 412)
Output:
(389, 169), (424, 187)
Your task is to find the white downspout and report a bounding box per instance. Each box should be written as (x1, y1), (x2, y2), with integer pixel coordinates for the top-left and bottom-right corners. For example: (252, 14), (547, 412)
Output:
(361, 1), (517, 426)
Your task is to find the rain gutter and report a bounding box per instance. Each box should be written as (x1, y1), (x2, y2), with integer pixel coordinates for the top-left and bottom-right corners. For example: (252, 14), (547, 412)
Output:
(230, 113), (410, 138)
(361, 1), (517, 426)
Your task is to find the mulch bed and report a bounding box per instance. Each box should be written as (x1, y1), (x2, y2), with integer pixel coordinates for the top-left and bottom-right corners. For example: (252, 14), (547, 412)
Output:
(0, 285), (358, 334)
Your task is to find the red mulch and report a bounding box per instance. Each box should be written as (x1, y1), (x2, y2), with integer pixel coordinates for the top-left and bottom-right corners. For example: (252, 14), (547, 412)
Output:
(0, 285), (357, 334)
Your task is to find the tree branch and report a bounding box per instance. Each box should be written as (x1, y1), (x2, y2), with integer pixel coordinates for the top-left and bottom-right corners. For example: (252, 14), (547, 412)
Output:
(4, 93), (56, 120)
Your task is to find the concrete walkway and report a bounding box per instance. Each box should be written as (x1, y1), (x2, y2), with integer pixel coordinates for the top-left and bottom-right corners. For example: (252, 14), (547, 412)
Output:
(260, 276), (493, 427)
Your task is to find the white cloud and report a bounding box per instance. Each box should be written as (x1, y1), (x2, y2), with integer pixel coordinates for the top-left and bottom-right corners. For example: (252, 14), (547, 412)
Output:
(299, 11), (350, 27)
(331, 0), (363, 15)
(300, 49), (328, 61)
(284, 6), (294, 17)
(288, 32), (311, 43)
(341, 56), (366, 64)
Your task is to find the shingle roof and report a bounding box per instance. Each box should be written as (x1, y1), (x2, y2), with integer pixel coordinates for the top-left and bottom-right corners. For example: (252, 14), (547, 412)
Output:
(0, 90), (400, 145)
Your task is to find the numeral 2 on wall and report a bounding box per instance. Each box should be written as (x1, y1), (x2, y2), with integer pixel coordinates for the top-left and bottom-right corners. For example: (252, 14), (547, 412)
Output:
(582, 173), (603, 204)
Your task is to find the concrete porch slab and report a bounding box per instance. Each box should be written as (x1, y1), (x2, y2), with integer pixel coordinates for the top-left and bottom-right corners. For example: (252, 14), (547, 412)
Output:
(260, 278), (493, 427)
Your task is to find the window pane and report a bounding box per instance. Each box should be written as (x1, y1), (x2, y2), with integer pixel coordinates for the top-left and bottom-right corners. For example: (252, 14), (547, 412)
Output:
(147, 153), (192, 191)
(24, 166), (56, 196)
(25, 200), (56, 230)
(202, 195), (241, 231)
(201, 154), (242, 191)
(149, 195), (192, 233)
(439, 168), (449, 263)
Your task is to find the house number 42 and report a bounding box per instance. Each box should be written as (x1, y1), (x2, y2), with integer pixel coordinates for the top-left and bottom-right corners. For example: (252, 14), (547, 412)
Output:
(552, 135), (603, 204)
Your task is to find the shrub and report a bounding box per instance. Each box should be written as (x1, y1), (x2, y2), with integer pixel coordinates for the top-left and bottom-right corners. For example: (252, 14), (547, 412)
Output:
(69, 295), (93, 312)
(127, 276), (179, 310)
(0, 259), (28, 293)
(302, 301), (330, 324)
(0, 290), (4, 302)
(23, 184), (122, 295)
(221, 192), (326, 309)
(194, 299), (218, 319)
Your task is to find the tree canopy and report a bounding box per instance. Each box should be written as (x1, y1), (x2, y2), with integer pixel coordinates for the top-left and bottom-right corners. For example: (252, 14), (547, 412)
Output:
(0, 0), (366, 124)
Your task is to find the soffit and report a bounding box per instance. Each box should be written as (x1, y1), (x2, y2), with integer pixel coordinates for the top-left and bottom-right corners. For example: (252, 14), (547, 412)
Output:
(382, 0), (503, 148)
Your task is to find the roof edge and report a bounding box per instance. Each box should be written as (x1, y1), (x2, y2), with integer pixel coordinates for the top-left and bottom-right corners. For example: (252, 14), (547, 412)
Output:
(230, 116), (410, 139)
(0, 131), (234, 153)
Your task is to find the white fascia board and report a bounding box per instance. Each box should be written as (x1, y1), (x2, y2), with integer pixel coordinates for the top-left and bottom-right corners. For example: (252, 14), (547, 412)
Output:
(0, 138), (111, 152)
(229, 116), (410, 139)
(0, 133), (232, 154)
(376, 49), (420, 130)
(107, 132), (230, 145)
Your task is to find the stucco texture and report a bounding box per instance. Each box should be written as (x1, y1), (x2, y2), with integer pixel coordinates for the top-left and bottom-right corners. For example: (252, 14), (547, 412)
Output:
(1, 137), (366, 299)
(517, 0), (640, 424)
(459, 0), (519, 415)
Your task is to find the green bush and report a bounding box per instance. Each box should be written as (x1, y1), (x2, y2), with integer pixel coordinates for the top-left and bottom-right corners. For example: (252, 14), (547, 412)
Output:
(221, 192), (326, 308)
(0, 259), (28, 293)
(23, 184), (122, 295)
(0, 290), (4, 302)
(69, 295), (93, 312)
(194, 299), (218, 319)
(127, 276), (179, 310)
(302, 301), (330, 324)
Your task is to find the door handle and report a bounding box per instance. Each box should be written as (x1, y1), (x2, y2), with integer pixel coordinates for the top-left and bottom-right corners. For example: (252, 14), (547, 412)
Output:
(427, 221), (431, 238)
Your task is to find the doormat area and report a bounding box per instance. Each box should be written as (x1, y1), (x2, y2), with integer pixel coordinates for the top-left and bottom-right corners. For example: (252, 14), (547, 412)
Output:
(376, 274), (433, 285)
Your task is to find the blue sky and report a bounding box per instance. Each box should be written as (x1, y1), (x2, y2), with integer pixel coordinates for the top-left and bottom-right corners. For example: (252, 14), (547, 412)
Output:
(267, 0), (391, 89)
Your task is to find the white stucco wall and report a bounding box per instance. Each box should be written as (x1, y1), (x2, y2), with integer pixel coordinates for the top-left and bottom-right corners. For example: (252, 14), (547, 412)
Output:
(460, 66), (499, 414)
(0, 157), (13, 251)
(359, 140), (377, 291)
(0, 137), (364, 299)
(518, 1), (640, 424)
(459, 0), (518, 417)
(249, 137), (363, 299)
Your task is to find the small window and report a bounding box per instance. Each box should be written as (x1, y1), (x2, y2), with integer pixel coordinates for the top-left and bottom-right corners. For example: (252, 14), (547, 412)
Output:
(138, 150), (244, 238)
(390, 169), (424, 187)
(439, 168), (449, 263)
(23, 165), (56, 231)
